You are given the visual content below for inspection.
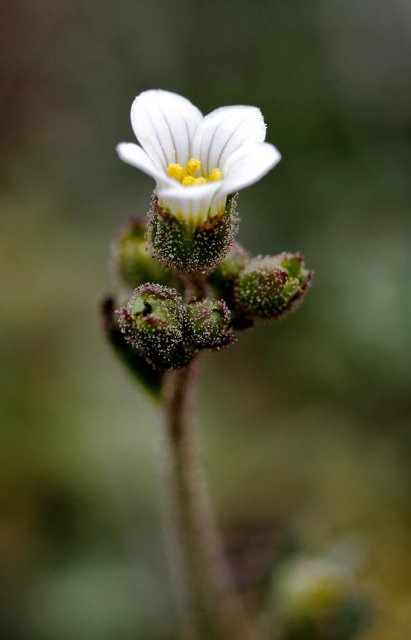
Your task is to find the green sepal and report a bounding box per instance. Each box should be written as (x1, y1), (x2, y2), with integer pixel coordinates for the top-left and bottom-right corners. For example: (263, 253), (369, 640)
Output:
(148, 193), (239, 275)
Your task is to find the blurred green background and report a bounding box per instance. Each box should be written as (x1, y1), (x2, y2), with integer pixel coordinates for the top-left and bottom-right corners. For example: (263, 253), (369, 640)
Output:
(1, 1), (411, 638)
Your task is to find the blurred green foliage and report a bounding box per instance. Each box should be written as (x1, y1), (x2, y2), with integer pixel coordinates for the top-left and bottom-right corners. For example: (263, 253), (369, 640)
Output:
(1, 1), (411, 638)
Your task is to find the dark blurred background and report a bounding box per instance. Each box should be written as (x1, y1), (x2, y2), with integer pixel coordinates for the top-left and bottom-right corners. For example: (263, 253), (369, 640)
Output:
(1, 1), (411, 639)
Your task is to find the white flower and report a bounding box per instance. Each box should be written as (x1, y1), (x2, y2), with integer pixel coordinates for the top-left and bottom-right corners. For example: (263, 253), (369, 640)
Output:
(117, 90), (281, 226)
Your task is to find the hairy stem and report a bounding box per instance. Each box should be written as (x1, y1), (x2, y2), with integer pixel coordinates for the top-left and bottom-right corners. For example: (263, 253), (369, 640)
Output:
(163, 359), (265, 640)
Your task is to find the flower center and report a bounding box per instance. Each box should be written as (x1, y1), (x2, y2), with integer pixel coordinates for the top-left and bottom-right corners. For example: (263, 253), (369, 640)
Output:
(167, 157), (222, 187)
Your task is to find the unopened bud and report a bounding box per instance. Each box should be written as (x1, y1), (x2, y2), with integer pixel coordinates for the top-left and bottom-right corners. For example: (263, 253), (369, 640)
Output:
(117, 284), (190, 370)
(234, 253), (313, 320)
(148, 194), (239, 275)
(186, 299), (235, 350)
(113, 217), (174, 290)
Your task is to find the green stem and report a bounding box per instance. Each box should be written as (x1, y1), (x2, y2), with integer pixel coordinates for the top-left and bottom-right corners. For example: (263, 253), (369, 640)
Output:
(163, 359), (266, 640)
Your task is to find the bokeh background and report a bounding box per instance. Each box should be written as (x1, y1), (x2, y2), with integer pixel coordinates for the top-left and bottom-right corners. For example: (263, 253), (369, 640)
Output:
(1, 1), (411, 638)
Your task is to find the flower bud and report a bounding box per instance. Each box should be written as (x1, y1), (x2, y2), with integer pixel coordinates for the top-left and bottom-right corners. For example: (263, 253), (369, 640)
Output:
(185, 299), (235, 351)
(234, 253), (313, 320)
(117, 284), (190, 370)
(272, 556), (369, 640)
(112, 217), (174, 290)
(100, 296), (162, 397)
(148, 194), (239, 275)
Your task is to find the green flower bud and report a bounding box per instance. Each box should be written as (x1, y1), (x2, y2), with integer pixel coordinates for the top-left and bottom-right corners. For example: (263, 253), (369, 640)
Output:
(100, 296), (162, 398)
(112, 217), (174, 290)
(148, 194), (239, 275)
(234, 253), (313, 320)
(185, 299), (235, 351)
(272, 556), (369, 640)
(117, 284), (191, 370)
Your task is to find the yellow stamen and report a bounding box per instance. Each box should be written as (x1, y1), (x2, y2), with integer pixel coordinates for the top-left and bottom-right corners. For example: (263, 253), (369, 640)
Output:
(182, 176), (207, 186)
(187, 157), (202, 176)
(181, 175), (196, 186)
(166, 158), (223, 187)
(208, 167), (223, 182)
(167, 163), (187, 181)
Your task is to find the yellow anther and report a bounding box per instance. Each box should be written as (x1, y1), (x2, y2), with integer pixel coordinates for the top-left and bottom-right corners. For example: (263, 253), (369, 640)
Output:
(167, 163), (186, 181)
(208, 167), (223, 182)
(182, 175), (196, 186)
(182, 176), (207, 187)
(168, 159), (222, 187)
(187, 157), (202, 176)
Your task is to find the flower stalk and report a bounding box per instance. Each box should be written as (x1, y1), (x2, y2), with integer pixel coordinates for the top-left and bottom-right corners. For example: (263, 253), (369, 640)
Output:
(163, 360), (265, 640)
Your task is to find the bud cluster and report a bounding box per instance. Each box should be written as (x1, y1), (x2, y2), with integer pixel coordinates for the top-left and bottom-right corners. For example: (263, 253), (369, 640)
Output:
(103, 195), (312, 390)
(116, 284), (234, 371)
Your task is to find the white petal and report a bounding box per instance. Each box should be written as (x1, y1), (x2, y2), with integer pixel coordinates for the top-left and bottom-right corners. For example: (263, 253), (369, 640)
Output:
(216, 142), (281, 199)
(130, 90), (203, 170)
(157, 182), (221, 226)
(116, 142), (174, 188)
(192, 105), (266, 175)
